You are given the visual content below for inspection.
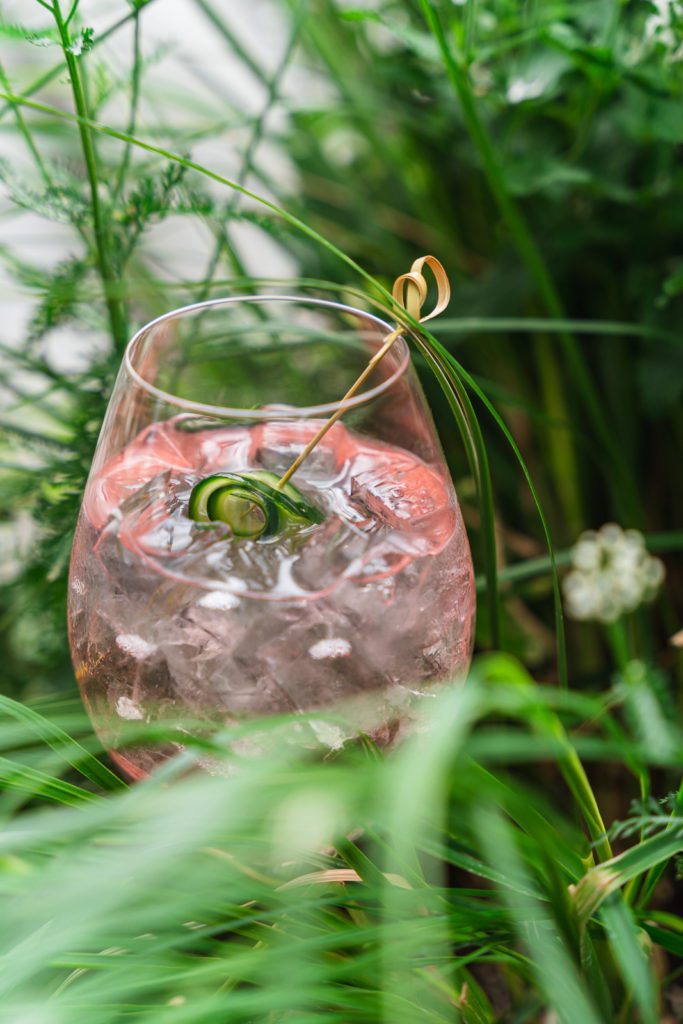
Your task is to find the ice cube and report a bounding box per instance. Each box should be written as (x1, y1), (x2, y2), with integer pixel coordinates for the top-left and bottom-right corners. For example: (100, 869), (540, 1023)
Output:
(309, 638), (352, 660)
(116, 633), (158, 660)
(197, 590), (241, 610)
(116, 696), (145, 720)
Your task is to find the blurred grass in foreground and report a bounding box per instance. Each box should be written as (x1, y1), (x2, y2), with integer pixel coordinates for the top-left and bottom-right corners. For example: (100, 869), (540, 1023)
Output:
(1, 657), (682, 1023)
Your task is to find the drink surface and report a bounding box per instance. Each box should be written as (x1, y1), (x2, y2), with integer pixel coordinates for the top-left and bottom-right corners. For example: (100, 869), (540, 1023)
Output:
(69, 417), (475, 775)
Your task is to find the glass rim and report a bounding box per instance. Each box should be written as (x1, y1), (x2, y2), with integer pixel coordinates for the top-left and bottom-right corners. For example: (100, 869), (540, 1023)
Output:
(124, 294), (411, 419)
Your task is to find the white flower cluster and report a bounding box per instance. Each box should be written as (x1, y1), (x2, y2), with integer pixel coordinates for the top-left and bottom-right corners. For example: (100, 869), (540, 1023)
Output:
(563, 524), (665, 624)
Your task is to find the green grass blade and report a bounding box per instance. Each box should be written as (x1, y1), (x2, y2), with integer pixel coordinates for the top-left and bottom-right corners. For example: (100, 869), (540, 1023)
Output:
(473, 805), (604, 1024)
(423, 334), (568, 686)
(408, 331), (500, 646)
(0, 755), (100, 807)
(573, 829), (683, 923)
(640, 922), (683, 957)
(436, 317), (683, 348)
(600, 897), (658, 1024)
(0, 696), (124, 791)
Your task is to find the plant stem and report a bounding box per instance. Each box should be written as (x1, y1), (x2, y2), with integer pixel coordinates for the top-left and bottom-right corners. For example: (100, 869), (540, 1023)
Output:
(195, 0), (304, 303)
(542, 712), (613, 862)
(64, 0), (80, 26)
(51, 0), (128, 351)
(606, 619), (632, 672)
(0, 62), (52, 188)
(194, 0), (265, 82)
(533, 328), (583, 536)
(0, 59), (90, 252)
(113, 8), (142, 199)
(474, 531), (683, 591)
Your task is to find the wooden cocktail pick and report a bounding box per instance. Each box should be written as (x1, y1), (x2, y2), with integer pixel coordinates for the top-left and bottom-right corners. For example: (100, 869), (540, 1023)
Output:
(275, 255), (450, 490)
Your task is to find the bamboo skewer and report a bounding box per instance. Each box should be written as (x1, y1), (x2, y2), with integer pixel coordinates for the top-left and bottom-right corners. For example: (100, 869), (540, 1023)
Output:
(275, 255), (450, 491)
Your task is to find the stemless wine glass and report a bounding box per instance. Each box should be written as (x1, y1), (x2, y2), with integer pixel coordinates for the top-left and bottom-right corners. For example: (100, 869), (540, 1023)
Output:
(68, 295), (476, 778)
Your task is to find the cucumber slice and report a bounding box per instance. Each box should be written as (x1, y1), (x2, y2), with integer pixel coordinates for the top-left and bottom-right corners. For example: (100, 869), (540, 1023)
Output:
(245, 470), (304, 504)
(188, 474), (236, 522)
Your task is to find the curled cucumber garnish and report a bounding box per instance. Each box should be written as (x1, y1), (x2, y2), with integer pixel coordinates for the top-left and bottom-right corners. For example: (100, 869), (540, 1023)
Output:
(188, 470), (324, 539)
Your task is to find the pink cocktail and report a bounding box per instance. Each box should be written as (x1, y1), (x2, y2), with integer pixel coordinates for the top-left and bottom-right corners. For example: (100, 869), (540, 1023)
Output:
(68, 296), (475, 777)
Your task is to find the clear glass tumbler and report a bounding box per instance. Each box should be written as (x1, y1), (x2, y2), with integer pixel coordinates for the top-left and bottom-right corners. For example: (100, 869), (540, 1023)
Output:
(68, 296), (476, 777)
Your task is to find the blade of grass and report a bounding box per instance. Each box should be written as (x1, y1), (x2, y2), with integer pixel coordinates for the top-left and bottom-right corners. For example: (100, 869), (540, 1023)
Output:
(635, 779), (683, 911)
(0, 695), (124, 791)
(474, 655), (610, 859)
(600, 897), (658, 1024)
(0, 755), (100, 807)
(407, 332), (500, 646)
(572, 828), (683, 923)
(421, 331), (567, 686)
(112, 6), (142, 199)
(436, 317), (683, 348)
(473, 805), (605, 1024)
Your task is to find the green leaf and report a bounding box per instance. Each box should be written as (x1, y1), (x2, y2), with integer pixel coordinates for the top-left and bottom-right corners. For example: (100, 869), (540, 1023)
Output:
(640, 922), (683, 957)
(0, 24), (57, 46)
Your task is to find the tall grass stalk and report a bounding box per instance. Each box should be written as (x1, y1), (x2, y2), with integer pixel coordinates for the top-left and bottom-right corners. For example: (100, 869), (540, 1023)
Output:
(51, 0), (128, 350)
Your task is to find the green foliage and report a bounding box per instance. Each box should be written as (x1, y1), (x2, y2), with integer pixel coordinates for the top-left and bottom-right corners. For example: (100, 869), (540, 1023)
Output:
(0, 0), (681, 1019)
(0, 665), (680, 1022)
